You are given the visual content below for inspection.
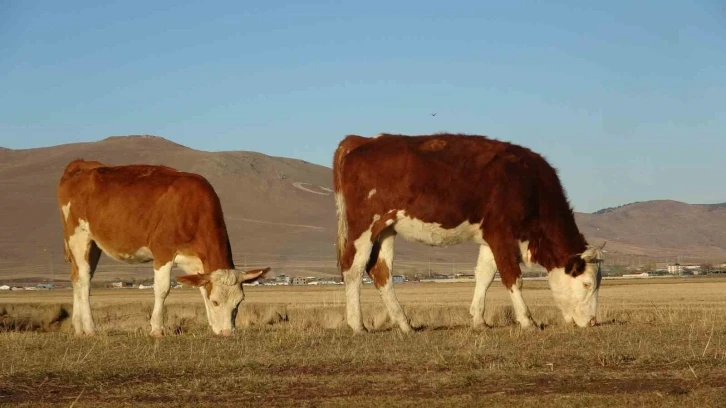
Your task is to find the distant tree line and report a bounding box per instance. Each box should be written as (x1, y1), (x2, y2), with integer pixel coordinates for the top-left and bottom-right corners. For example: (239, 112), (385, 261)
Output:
(592, 201), (644, 215)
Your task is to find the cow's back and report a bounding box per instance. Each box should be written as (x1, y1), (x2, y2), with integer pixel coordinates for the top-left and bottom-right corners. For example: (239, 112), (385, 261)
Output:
(336, 134), (541, 224)
(58, 160), (230, 265)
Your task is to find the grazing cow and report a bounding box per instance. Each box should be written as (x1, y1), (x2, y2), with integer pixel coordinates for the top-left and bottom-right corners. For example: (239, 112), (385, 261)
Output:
(333, 133), (604, 333)
(57, 159), (270, 336)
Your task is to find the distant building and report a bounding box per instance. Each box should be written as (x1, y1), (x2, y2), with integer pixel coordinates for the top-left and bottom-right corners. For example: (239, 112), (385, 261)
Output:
(392, 275), (406, 283)
(292, 277), (307, 285)
(274, 275), (292, 285)
(308, 277), (342, 285)
(0, 285), (9, 290)
(668, 263), (700, 275)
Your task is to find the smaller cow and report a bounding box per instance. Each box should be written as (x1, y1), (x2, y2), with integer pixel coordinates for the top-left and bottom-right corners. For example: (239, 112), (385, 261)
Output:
(57, 159), (269, 336)
(333, 133), (604, 333)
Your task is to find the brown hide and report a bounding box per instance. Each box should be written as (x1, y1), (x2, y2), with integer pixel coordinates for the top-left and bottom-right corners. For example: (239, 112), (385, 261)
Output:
(333, 133), (589, 287)
(57, 159), (235, 282)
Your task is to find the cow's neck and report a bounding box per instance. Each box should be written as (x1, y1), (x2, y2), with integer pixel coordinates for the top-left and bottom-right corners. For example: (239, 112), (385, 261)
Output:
(528, 221), (587, 271)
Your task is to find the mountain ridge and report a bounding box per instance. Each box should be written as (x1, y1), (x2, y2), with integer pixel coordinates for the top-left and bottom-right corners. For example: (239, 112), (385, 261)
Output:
(1, 135), (723, 282)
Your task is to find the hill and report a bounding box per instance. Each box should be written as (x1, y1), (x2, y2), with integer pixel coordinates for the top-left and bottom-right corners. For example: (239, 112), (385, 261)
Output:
(576, 200), (726, 261)
(0, 135), (723, 283)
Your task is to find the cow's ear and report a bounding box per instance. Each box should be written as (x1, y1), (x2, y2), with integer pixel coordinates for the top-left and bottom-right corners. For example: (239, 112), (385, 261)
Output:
(565, 256), (587, 277)
(238, 267), (270, 283)
(177, 273), (211, 287)
(581, 244), (605, 263)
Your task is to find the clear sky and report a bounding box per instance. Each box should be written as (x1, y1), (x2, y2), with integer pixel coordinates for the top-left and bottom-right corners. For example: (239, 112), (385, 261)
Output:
(1, 1), (724, 213)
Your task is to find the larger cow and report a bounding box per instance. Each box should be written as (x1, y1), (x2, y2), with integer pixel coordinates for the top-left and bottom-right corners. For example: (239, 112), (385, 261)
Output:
(57, 159), (270, 336)
(333, 133), (604, 333)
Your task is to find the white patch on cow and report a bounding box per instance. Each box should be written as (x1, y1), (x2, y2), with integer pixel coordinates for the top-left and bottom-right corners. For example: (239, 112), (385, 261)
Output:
(469, 245), (497, 329)
(203, 268), (247, 336)
(62, 202), (72, 222)
(67, 219), (95, 335)
(367, 188), (377, 199)
(342, 226), (373, 332)
(508, 277), (535, 329)
(373, 230), (412, 332)
(174, 254), (204, 274)
(385, 219), (394, 226)
(393, 211), (484, 246)
(118, 246), (153, 263)
(547, 265), (599, 328)
(150, 261), (173, 336)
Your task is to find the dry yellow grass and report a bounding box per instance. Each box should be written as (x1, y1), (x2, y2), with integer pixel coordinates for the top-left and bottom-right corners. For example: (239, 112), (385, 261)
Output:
(1, 277), (725, 407)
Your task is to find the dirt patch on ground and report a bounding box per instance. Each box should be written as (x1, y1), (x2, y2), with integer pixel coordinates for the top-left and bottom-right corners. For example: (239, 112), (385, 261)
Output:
(2, 368), (724, 406)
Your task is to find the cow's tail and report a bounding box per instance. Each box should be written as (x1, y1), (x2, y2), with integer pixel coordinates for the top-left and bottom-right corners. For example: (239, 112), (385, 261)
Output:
(333, 144), (348, 273)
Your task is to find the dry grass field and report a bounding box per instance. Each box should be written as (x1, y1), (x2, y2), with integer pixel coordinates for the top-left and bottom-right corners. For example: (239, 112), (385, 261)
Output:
(1, 277), (725, 407)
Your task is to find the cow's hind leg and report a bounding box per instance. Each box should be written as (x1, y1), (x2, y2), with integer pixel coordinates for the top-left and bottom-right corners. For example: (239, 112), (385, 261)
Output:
(469, 245), (498, 329)
(68, 233), (101, 336)
(367, 229), (412, 333)
(150, 257), (173, 337)
(342, 232), (374, 333)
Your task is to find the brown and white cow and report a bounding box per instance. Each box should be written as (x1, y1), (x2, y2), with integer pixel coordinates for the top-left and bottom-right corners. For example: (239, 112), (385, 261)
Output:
(57, 159), (270, 336)
(333, 133), (604, 333)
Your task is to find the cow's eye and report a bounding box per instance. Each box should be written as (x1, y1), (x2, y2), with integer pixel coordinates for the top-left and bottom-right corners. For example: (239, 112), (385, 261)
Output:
(583, 282), (592, 290)
(212, 300), (220, 307)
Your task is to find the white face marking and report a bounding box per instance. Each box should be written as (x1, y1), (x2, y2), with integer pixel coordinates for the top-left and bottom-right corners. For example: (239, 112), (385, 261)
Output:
(204, 269), (247, 335)
(62, 202), (72, 221)
(367, 188), (377, 199)
(548, 263), (600, 327)
(392, 210), (484, 246)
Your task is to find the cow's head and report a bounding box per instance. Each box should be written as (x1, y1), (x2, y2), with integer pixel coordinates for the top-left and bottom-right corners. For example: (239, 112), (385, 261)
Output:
(177, 267), (270, 335)
(547, 243), (605, 328)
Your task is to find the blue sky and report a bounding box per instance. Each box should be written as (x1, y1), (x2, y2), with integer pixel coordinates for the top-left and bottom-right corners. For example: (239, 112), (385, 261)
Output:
(1, 1), (724, 213)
